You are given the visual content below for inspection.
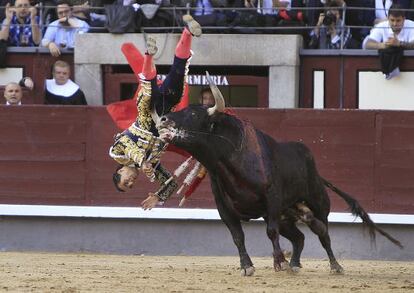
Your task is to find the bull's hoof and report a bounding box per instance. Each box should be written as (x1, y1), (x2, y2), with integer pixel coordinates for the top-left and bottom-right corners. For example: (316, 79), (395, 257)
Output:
(330, 264), (344, 274)
(274, 261), (290, 272)
(288, 266), (301, 274)
(240, 266), (255, 276)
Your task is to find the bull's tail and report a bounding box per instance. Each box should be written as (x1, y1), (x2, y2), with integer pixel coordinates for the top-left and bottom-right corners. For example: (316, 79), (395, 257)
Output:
(321, 177), (403, 249)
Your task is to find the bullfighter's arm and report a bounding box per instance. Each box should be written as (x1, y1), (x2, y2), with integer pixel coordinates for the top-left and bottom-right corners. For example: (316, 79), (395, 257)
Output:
(142, 164), (178, 210)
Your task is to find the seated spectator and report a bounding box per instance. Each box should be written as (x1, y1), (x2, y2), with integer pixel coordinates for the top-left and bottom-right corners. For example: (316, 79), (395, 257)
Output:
(246, 0), (290, 29)
(374, 0), (392, 25)
(304, 0), (324, 27)
(41, 0), (90, 57)
(370, 0), (411, 25)
(3, 82), (23, 105)
(308, 1), (353, 49)
(249, 0), (290, 15)
(3, 77), (33, 105)
(45, 60), (88, 105)
(363, 3), (414, 50)
(19, 76), (34, 90)
(0, 0), (41, 46)
(71, 0), (107, 29)
(189, 0), (227, 28)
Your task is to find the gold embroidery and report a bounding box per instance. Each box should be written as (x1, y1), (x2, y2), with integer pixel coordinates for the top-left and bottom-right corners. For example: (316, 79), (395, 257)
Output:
(109, 122), (166, 168)
(136, 80), (153, 131)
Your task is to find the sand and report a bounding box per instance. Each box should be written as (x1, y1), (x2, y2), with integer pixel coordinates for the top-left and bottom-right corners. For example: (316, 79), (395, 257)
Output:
(0, 252), (413, 292)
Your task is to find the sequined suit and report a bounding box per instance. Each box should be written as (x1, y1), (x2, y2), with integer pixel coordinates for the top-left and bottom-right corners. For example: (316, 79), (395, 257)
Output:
(109, 55), (190, 201)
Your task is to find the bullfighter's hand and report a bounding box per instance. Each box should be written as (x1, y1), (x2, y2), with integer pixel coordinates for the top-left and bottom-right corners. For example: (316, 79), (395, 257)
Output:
(142, 161), (155, 181)
(141, 193), (160, 210)
(142, 161), (153, 175)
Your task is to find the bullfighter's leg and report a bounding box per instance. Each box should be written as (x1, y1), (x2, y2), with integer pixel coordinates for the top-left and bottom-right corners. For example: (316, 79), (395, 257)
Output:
(263, 192), (289, 272)
(159, 17), (201, 100)
(210, 176), (255, 276)
(141, 38), (157, 80)
(279, 219), (305, 273)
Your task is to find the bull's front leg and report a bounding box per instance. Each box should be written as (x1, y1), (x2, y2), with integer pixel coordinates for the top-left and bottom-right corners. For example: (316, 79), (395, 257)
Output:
(211, 179), (255, 276)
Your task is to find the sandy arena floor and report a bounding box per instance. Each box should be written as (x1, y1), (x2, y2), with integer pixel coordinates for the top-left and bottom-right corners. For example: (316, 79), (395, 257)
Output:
(0, 252), (413, 292)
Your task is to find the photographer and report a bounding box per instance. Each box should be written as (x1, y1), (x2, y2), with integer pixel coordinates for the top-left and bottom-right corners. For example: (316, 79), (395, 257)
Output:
(308, 1), (352, 49)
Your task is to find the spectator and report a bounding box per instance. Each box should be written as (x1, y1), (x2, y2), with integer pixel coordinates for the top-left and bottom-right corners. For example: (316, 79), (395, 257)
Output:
(0, 0), (41, 46)
(19, 76), (34, 90)
(199, 87), (215, 106)
(3, 82), (23, 105)
(304, 0), (324, 27)
(308, 1), (353, 49)
(363, 3), (414, 50)
(3, 77), (33, 105)
(41, 0), (89, 57)
(71, 0), (107, 29)
(44, 60), (88, 105)
(187, 0), (227, 29)
(374, 0), (393, 24)
(245, 0), (290, 29)
(363, 4), (414, 79)
(363, 0), (411, 25)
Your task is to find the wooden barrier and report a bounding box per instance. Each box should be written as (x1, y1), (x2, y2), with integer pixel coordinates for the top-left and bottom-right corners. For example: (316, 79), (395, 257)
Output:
(0, 105), (413, 215)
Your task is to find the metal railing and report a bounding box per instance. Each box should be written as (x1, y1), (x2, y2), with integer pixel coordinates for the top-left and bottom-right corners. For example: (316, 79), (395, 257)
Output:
(1, 4), (414, 50)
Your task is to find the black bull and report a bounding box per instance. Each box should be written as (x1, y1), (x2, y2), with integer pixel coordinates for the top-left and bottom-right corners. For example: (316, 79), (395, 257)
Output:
(154, 77), (403, 276)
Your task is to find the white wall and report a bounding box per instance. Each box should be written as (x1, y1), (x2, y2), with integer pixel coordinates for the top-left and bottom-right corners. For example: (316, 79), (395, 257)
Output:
(359, 71), (414, 110)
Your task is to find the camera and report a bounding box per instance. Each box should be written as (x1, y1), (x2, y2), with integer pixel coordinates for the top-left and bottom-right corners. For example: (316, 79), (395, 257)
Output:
(323, 12), (336, 26)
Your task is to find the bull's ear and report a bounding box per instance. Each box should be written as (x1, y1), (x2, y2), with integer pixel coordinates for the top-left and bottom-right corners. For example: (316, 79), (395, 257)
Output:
(205, 71), (225, 116)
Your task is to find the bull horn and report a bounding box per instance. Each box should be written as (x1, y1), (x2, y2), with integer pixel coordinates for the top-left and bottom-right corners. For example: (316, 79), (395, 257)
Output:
(206, 71), (225, 116)
(151, 107), (161, 126)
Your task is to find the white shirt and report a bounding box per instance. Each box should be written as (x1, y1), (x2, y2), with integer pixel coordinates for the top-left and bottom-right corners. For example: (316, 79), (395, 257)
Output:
(257, 0), (291, 16)
(375, 0), (393, 20)
(363, 19), (414, 48)
(41, 18), (89, 49)
(6, 101), (22, 105)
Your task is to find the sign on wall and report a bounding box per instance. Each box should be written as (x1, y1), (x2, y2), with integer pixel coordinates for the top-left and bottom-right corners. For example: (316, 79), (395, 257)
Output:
(158, 74), (229, 86)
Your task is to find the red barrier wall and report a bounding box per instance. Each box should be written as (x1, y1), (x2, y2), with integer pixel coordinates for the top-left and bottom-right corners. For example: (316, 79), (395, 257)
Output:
(0, 106), (413, 215)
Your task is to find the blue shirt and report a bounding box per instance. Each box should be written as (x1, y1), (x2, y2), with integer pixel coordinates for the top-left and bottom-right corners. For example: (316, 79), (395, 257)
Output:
(1, 15), (40, 46)
(194, 0), (213, 16)
(41, 18), (89, 49)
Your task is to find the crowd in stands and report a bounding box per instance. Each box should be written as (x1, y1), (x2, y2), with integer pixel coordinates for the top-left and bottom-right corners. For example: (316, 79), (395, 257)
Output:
(0, 0), (413, 50)
(0, 0), (414, 46)
(0, 0), (413, 47)
(1, 0), (414, 104)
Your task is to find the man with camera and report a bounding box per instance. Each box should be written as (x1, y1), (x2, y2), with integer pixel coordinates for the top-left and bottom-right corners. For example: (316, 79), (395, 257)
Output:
(0, 0), (41, 46)
(308, 1), (352, 49)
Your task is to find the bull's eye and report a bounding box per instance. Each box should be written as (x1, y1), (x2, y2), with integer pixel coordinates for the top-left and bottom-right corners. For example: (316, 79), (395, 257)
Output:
(209, 122), (215, 132)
